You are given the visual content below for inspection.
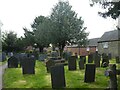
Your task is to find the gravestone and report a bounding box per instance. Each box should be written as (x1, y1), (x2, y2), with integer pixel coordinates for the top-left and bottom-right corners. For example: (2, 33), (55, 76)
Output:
(105, 64), (118, 89)
(80, 56), (86, 64)
(32, 51), (39, 60)
(88, 54), (93, 63)
(94, 54), (101, 67)
(50, 64), (66, 89)
(21, 56), (36, 74)
(39, 54), (47, 61)
(84, 64), (96, 83)
(62, 52), (72, 60)
(68, 56), (77, 70)
(79, 58), (84, 70)
(14, 53), (21, 67)
(101, 55), (109, 67)
(2, 52), (6, 62)
(0, 53), (2, 62)
(108, 53), (112, 60)
(116, 56), (120, 63)
(8, 56), (18, 68)
(51, 51), (59, 57)
(46, 60), (55, 73)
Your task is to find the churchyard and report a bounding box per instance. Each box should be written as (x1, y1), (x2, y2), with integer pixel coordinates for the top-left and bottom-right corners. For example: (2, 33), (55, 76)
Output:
(2, 51), (120, 89)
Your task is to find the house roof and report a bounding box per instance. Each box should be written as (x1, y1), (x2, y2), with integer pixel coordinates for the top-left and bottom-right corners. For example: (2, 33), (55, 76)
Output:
(98, 30), (120, 42)
(88, 38), (100, 46)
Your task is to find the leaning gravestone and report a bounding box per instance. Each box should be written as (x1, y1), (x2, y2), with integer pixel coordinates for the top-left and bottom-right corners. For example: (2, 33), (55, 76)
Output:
(94, 54), (101, 67)
(50, 64), (66, 89)
(8, 56), (18, 68)
(80, 56), (86, 64)
(68, 56), (77, 70)
(79, 58), (85, 70)
(21, 56), (36, 74)
(108, 53), (112, 60)
(88, 54), (93, 63)
(46, 60), (55, 73)
(116, 56), (120, 63)
(84, 64), (96, 83)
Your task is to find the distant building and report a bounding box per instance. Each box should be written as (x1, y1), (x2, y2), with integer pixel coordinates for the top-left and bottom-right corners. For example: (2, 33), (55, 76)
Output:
(65, 38), (99, 56)
(98, 30), (120, 58)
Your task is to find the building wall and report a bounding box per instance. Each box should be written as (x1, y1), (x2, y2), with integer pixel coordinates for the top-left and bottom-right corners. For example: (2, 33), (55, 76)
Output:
(98, 41), (120, 58)
(66, 47), (96, 56)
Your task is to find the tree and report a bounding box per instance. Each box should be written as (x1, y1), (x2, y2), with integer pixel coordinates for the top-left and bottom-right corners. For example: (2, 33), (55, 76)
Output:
(31, 16), (51, 52)
(50, 1), (89, 56)
(2, 31), (18, 52)
(90, 0), (120, 19)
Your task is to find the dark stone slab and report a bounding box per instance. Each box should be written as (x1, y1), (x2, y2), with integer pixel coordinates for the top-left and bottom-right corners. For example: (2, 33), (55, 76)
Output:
(116, 56), (120, 63)
(51, 51), (59, 57)
(8, 56), (18, 68)
(50, 64), (66, 89)
(79, 58), (84, 70)
(88, 54), (93, 63)
(84, 64), (96, 83)
(101, 55), (109, 67)
(46, 60), (55, 73)
(1, 52), (6, 62)
(94, 54), (101, 67)
(21, 56), (36, 74)
(80, 56), (86, 64)
(68, 56), (77, 71)
(108, 53), (112, 60)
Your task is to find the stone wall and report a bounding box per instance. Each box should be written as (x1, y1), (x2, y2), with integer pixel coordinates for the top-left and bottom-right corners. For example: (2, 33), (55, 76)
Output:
(98, 41), (120, 58)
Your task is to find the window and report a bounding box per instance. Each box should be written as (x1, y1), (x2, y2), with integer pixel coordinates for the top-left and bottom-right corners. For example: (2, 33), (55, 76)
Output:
(103, 42), (108, 49)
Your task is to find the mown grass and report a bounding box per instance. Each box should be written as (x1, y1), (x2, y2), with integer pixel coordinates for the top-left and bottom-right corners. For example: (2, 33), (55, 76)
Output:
(3, 58), (120, 89)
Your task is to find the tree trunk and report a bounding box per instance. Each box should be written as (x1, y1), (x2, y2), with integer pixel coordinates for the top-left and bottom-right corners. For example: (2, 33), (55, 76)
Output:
(38, 46), (44, 53)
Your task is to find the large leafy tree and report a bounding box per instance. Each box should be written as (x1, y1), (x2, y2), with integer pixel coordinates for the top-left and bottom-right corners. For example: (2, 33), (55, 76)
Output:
(90, 0), (120, 19)
(50, 1), (89, 56)
(31, 16), (51, 52)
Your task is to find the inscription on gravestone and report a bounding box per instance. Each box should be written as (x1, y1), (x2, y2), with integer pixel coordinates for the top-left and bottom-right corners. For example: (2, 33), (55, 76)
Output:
(84, 64), (96, 83)
(50, 65), (66, 89)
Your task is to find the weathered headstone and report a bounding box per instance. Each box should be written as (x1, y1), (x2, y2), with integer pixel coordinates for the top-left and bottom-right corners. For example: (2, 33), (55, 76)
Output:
(50, 64), (66, 89)
(79, 58), (84, 70)
(68, 56), (77, 70)
(108, 53), (112, 60)
(94, 54), (101, 67)
(39, 54), (47, 61)
(116, 56), (120, 63)
(80, 56), (86, 64)
(46, 60), (55, 73)
(88, 54), (93, 63)
(21, 56), (36, 74)
(101, 54), (109, 67)
(105, 64), (118, 89)
(84, 64), (96, 83)
(8, 56), (18, 68)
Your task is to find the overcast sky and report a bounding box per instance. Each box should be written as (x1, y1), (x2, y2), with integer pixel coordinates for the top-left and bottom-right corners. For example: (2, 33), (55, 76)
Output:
(0, 0), (118, 39)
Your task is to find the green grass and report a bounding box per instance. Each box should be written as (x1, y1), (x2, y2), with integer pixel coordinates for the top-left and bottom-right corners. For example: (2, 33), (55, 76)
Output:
(3, 59), (120, 89)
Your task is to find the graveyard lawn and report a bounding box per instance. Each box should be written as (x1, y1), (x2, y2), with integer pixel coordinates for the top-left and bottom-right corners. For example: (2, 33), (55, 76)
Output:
(3, 59), (120, 89)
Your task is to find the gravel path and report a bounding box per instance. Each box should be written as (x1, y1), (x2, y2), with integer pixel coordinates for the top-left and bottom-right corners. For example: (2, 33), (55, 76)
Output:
(0, 63), (8, 90)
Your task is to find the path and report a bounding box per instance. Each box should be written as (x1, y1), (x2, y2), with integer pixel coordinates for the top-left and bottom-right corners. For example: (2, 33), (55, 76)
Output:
(0, 63), (8, 90)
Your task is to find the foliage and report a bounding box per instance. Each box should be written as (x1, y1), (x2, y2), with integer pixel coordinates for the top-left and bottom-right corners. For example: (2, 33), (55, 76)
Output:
(50, 1), (89, 55)
(90, 0), (120, 19)
(2, 31), (18, 52)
